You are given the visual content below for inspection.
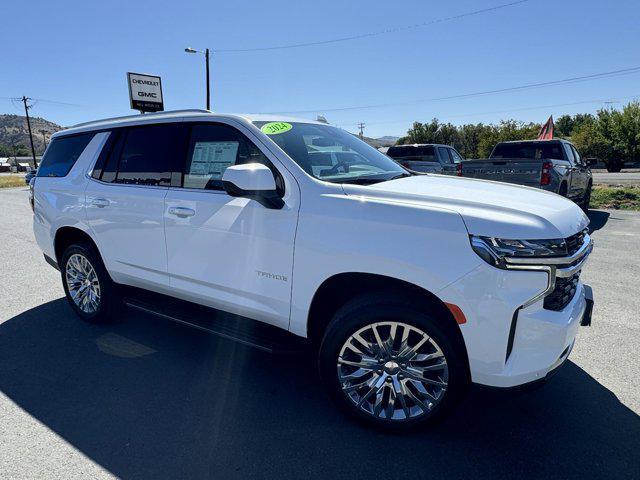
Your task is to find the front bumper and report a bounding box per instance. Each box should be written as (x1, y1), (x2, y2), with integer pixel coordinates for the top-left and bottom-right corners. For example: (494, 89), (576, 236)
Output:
(437, 237), (593, 388)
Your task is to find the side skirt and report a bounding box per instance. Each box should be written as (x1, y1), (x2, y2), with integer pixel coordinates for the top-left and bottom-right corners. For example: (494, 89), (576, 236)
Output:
(120, 285), (309, 355)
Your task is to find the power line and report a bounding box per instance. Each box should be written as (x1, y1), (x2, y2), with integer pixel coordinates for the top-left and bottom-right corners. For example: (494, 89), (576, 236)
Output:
(337, 93), (640, 129)
(265, 65), (640, 115)
(215, 0), (532, 52)
(0, 96), (83, 107)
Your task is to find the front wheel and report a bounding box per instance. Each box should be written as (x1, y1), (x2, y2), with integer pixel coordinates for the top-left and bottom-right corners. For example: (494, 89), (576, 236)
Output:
(318, 294), (468, 429)
(61, 242), (118, 323)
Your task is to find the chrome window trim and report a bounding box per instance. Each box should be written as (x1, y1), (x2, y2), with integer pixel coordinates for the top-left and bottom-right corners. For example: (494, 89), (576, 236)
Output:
(85, 175), (170, 191)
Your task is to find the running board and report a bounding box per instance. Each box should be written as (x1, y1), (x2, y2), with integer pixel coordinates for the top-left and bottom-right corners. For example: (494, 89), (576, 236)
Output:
(120, 287), (309, 355)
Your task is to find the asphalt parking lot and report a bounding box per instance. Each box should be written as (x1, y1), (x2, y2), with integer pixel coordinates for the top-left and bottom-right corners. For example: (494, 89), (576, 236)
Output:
(0, 187), (638, 479)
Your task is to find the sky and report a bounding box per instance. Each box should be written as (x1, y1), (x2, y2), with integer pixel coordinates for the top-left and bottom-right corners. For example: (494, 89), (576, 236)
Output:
(1, 0), (639, 138)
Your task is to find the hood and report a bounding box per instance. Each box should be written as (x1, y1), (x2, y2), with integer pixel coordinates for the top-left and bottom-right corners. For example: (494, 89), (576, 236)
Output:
(342, 175), (589, 239)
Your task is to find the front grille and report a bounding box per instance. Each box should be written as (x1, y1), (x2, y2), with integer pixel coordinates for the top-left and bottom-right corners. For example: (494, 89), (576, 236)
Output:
(565, 229), (587, 256)
(544, 272), (580, 311)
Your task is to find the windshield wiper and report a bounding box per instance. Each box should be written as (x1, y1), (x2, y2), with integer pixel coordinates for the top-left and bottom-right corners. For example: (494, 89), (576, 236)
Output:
(386, 172), (413, 181)
(338, 177), (386, 185)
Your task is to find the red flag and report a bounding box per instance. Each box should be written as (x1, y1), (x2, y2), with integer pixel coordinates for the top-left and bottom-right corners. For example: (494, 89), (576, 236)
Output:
(537, 116), (554, 140)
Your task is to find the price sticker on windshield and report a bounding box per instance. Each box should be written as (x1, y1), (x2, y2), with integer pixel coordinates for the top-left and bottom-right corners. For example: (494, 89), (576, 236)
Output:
(261, 122), (292, 135)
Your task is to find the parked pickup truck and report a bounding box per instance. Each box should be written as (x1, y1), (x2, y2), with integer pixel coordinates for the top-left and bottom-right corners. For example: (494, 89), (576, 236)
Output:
(32, 111), (594, 429)
(386, 143), (463, 174)
(457, 139), (595, 211)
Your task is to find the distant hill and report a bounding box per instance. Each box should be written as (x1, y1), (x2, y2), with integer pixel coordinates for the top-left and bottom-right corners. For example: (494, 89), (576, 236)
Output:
(0, 114), (63, 155)
(376, 136), (400, 145)
(361, 135), (400, 148)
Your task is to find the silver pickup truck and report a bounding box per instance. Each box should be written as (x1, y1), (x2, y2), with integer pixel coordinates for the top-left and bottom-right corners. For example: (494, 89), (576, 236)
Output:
(457, 139), (595, 211)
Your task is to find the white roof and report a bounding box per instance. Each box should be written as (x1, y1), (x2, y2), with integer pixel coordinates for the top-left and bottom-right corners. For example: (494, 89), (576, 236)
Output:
(55, 109), (323, 138)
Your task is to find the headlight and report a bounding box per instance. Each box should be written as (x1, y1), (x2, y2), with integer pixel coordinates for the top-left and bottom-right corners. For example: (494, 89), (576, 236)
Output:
(470, 235), (567, 268)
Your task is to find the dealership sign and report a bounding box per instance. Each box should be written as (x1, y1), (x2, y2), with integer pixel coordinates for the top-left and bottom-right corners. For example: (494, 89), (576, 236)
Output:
(127, 72), (164, 112)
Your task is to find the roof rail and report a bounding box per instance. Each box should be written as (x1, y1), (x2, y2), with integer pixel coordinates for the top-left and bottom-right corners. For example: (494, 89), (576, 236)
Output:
(68, 109), (212, 129)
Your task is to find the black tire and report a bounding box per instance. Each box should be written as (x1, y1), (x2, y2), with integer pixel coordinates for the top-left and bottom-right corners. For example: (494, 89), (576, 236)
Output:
(60, 242), (119, 323)
(558, 183), (568, 197)
(581, 184), (592, 212)
(318, 292), (469, 430)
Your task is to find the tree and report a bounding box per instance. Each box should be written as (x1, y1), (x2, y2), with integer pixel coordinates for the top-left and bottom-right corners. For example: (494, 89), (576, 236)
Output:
(572, 120), (611, 167)
(399, 119), (442, 144)
(612, 101), (640, 166)
(457, 123), (491, 158)
(555, 115), (574, 137)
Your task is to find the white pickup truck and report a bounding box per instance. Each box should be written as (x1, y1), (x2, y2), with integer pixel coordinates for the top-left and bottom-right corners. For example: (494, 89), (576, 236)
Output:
(31, 110), (594, 429)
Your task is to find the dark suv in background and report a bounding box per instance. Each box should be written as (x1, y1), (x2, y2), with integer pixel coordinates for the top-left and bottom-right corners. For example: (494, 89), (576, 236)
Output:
(386, 144), (463, 174)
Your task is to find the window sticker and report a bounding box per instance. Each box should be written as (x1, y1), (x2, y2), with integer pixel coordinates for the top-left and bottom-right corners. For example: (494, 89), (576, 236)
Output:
(260, 122), (292, 135)
(184, 141), (239, 189)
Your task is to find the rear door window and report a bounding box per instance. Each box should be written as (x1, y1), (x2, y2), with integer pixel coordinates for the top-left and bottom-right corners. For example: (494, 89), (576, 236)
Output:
(571, 145), (583, 166)
(564, 144), (575, 165)
(437, 147), (453, 164)
(114, 124), (179, 186)
(449, 148), (463, 163)
(37, 133), (95, 177)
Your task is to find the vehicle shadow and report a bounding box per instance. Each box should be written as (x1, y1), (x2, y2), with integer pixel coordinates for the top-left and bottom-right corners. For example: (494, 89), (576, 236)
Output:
(1, 299), (638, 479)
(587, 209), (610, 232)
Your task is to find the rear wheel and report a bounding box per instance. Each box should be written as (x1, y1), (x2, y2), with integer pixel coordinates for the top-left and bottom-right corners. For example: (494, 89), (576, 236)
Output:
(558, 182), (568, 197)
(581, 184), (592, 212)
(60, 242), (118, 323)
(318, 293), (468, 429)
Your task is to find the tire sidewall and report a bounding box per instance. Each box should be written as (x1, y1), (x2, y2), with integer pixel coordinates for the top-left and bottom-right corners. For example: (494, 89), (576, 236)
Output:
(318, 297), (467, 429)
(60, 243), (114, 323)
(582, 185), (592, 212)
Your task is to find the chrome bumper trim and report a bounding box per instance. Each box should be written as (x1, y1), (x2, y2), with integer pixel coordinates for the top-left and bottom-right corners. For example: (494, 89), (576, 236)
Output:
(504, 233), (593, 266)
(505, 236), (593, 309)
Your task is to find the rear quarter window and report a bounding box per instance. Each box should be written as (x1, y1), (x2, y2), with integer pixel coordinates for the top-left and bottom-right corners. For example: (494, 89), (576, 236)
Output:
(37, 133), (95, 177)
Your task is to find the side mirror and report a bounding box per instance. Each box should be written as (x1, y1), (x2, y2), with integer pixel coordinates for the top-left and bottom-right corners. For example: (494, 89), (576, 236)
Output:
(222, 163), (284, 209)
(586, 158), (598, 167)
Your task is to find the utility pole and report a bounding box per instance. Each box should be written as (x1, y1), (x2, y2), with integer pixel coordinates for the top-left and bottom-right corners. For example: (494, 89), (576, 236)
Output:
(357, 122), (366, 139)
(185, 47), (211, 110)
(21, 96), (38, 169)
(205, 48), (211, 110)
(39, 129), (49, 150)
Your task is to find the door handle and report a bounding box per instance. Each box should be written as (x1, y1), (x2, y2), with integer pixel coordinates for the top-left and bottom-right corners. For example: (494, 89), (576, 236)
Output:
(168, 206), (196, 218)
(91, 198), (110, 208)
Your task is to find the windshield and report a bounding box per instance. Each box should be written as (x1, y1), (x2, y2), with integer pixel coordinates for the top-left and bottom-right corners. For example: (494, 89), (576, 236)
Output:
(254, 121), (408, 184)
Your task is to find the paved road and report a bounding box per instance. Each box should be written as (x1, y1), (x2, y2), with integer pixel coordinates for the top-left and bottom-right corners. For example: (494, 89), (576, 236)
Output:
(0, 187), (638, 479)
(592, 170), (640, 185)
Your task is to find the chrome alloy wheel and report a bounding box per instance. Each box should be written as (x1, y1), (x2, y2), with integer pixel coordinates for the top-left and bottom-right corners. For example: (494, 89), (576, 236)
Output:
(65, 253), (101, 314)
(337, 321), (448, 421)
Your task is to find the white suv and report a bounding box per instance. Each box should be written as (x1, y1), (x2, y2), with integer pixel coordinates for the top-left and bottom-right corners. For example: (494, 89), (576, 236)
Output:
(32, 110), (594, 429)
